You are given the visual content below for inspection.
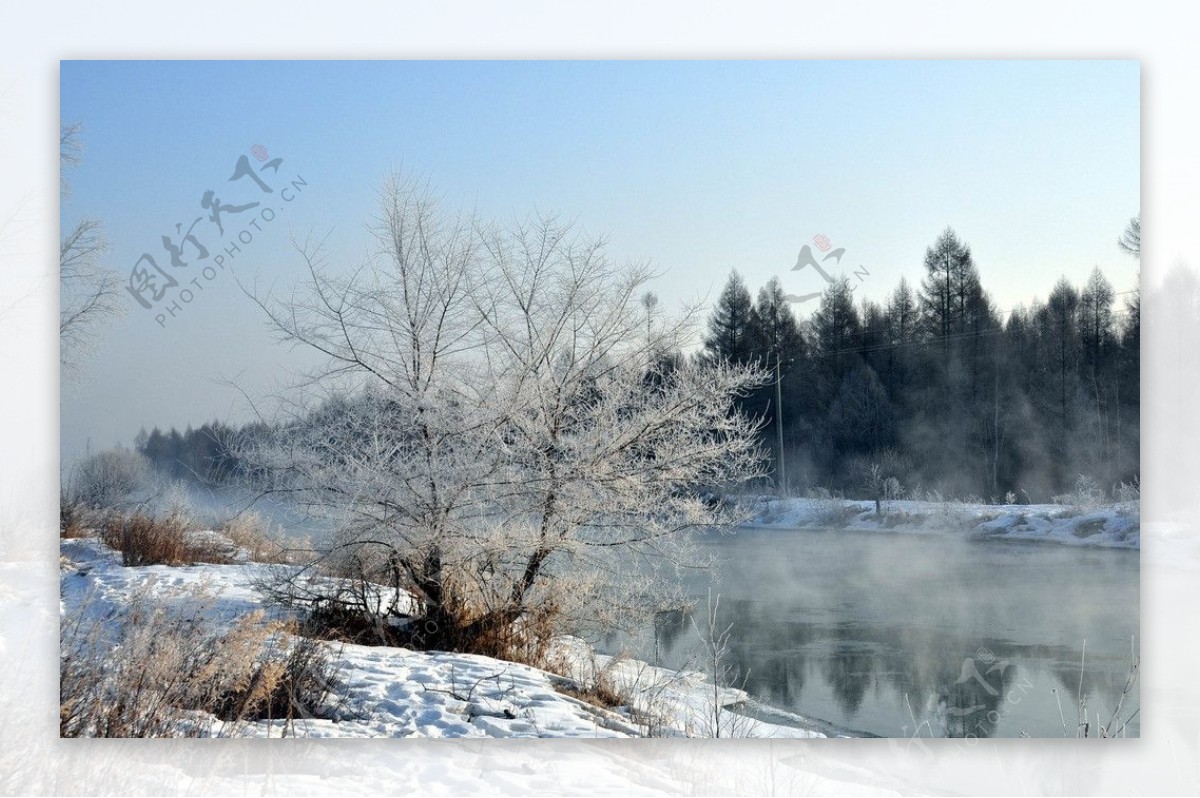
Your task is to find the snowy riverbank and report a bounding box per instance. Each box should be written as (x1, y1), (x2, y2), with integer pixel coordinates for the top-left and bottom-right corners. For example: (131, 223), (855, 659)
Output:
(59, 536), (835, 739)
(746, 497), (1140, 549)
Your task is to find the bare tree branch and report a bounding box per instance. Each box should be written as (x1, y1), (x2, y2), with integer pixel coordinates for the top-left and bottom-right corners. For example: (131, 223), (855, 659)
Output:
(60, 122), (125, 373)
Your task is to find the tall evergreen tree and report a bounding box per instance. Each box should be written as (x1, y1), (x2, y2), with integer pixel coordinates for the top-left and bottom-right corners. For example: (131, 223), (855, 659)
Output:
(1079, 267), (1115, 375)
(811, 277), (862, 372)
(886, 278), (919, 346)
(748, 277), (805, 370)
(919, 227), (979, 343)
(746, 277), (806, 486)
(702, 271), (756, 366)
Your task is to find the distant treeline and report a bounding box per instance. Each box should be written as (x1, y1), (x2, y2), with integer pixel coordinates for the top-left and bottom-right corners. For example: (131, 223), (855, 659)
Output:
(701, 227), (1139, 501)
(134, 226), (1140, 504)
(133, 421), (263, 485)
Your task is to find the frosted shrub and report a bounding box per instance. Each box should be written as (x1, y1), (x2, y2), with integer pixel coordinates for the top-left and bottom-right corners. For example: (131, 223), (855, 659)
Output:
(923, 489), (974, 530)
(160, 480), (198, 527)
(68, 448), (149, 509)
(1053, 474), (1106, 511)
(1114, 476), (1140, 504)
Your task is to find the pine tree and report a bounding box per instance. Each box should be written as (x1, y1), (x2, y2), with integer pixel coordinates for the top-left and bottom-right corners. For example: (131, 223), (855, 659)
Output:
(878, 277), (919, 397)
(827, 363), (894, 460)
(702, 271), (756, 366)
(806, 277), (865, 479)
(886, 277), (919, 346)
(919, 227), (978, 343)
(1079, 267), (1115, 375)
(1039, 277), (1082, 488)
(746, 277), (806, 489)
(1118, 215), (1140, 259)
(811, 277), (862, 382)
(747, 277), (805, 370)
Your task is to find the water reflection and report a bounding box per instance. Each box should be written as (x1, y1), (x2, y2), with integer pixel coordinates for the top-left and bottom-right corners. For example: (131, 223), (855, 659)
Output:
(612, 528), (1139, 738)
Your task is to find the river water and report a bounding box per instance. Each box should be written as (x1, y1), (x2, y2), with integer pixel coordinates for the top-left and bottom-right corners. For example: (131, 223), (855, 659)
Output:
(613, 526), (1139, 738)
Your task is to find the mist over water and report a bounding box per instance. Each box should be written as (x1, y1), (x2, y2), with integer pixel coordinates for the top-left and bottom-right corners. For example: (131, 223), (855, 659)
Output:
(612, 526), (1139, 738)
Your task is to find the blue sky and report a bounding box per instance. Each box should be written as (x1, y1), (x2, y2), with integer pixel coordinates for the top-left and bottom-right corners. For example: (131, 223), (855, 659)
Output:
(60, 60), (1139, 461)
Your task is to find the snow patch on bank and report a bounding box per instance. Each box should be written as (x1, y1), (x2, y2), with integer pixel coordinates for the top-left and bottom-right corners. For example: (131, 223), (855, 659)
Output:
(60, 536), (830, 739)
(747, 497), (1139, 549)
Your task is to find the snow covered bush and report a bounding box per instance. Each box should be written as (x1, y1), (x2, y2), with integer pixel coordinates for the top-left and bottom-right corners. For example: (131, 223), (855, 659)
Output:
(237, 175), (767, 662)
(553, 650), (634, 712)
(922, 489), (976, 530)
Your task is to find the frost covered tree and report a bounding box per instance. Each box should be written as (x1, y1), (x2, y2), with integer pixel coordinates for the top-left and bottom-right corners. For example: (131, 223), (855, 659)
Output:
(241, 175), (767, 656)
(69, 448), (149, 508)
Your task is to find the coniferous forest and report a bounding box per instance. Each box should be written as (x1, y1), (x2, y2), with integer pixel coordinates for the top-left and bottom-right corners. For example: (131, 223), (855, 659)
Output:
(700, 226), (1140, 502)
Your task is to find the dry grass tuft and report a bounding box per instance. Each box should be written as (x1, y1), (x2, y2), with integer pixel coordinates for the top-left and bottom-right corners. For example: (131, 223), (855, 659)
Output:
(60, 504), (88, 539)
(555, 659), (630, 710)
(59, 497), (96, 539)
(453, 598), (562, 669)
(99, 513), (230, 567)
(60, 588), (341, 737)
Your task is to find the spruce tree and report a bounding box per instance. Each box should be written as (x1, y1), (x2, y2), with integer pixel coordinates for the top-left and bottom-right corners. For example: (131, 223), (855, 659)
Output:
(702, 270), (756, 366)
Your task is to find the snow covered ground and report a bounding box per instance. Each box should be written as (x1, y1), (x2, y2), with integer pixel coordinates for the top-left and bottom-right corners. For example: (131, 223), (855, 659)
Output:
(747, 497), (1140, 549)
(59, 536), (830, 740)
